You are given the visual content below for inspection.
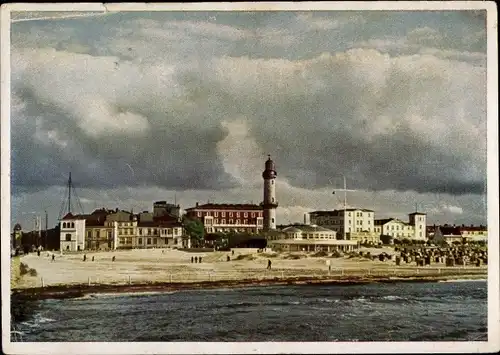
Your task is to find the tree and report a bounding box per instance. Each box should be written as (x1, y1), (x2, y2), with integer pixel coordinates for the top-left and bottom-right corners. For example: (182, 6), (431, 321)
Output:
(182, 216), (205, 247)
(380, 234), (393, 245)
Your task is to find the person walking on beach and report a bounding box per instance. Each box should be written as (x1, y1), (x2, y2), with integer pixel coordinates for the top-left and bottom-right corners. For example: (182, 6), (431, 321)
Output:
(51, 254), (55, 262)
(112, 256), (116, 262)
(232, 250), (235, 256)
(83, 254), (87, 262)
(194, 256), (198, 263)
(267, 259), (272, 270)
(326, 259), (331, 273)
(92, 256), (95, 262)
(199, 257), (202, 263)
(191, 256), (194, 263)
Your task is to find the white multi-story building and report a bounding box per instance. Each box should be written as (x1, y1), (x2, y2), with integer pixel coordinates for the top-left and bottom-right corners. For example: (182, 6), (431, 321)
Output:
(309, 208), (375, 237)
(374, 212), (427, 241)
(60, 213), (86, 251)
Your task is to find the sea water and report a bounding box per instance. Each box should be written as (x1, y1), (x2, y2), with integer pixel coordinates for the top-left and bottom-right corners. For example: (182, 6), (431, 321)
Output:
(12, 280), (487, 342)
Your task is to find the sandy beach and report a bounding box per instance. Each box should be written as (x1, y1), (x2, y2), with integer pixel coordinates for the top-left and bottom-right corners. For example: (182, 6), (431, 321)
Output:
(12, 247), (486, 291)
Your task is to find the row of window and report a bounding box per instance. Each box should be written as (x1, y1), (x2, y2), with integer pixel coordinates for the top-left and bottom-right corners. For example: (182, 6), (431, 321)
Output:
(62, 222), (75, 229)
(196, 211), (262, 218)
(205, 219), (262, 225)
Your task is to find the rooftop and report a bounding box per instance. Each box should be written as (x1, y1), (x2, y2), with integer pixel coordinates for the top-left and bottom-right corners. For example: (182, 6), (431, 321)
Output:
(186, 203), (263, 211)
(310, 208), (374, 215)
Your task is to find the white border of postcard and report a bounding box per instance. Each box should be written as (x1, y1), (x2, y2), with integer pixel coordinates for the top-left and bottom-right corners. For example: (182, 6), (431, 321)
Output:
(1, 1), (498, 354)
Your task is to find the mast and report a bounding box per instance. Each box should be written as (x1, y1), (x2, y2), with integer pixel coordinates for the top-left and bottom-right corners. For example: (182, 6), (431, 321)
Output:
(68, 172), (72, 214)
(344, 175), (347, 240)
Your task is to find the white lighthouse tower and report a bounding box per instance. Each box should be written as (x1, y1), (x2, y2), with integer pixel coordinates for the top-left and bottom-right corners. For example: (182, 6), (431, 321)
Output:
(262, 155), (278, 230)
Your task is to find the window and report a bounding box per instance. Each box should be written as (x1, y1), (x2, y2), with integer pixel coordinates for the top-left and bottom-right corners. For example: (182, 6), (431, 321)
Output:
(252, 212), (255, 217)
(244, 212), (248, 217)
(236, 219), (240, 225)
(244, 219), (248, 224)
(65, 234), (71, 241)
(139, 238), (142, 244)
(87, 231), (91, 239)
(147, 238), (152, 245)
(96, 231), (100, 238)
(215, 219), (219, 224)
(108, 231), (112, 239)
(271, 180), (274, 185)
(222, 219), (226, 224)
(197, 212), (201, 217)
(71, 222), (75, 228)
(229, 219), (233, 224)
(229, 212), (233, 217)
(272, 218), (275, 224)
(236, 212), (240, 217)
(148, 228), (151, 235)
(214, 212), (219, 217)
(221, 212), (226, 217)
(139, 229), (142, 235)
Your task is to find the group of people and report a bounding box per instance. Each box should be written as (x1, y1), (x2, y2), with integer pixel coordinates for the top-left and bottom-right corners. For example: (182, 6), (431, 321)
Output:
(190, 256), (203, 263)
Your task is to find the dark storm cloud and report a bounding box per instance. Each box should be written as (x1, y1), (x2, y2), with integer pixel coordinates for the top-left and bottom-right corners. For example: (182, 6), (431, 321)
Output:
(10, 10), (488, 197)
(11, 85), (239, 195)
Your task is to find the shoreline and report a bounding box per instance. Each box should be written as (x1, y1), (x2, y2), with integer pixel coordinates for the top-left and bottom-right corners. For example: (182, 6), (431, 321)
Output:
(11, 273), (487, 302)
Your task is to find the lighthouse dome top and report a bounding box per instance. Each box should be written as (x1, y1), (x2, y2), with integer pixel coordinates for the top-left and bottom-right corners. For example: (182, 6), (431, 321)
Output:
(262, 154), (277, 179)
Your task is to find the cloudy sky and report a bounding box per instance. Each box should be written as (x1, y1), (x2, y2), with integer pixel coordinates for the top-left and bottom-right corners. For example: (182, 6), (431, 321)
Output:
(9, 7), (489, 230)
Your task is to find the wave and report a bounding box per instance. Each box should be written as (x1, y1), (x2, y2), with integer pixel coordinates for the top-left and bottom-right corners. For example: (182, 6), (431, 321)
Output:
(381, 295), (404, 300)
(316, 298), (339, 303)
(20, 314), (56, 329)
(439, 279), (487, 283)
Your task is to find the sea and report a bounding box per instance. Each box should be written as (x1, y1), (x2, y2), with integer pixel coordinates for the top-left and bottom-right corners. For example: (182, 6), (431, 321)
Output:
(12, 280), (487, 342)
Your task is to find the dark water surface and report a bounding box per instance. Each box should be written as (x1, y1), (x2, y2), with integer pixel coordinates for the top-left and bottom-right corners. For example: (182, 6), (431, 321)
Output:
(13, 280), (487, 342)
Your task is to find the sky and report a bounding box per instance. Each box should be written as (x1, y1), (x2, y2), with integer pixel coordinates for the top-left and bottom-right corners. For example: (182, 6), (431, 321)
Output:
(8, 8), (489, 231)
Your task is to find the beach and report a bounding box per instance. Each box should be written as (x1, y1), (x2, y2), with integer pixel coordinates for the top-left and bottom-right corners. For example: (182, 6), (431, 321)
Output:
(11, 247), (487, 300)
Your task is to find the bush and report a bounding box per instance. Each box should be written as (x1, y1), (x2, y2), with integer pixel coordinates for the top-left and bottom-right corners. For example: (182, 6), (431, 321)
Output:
(20, 263), (29, 276)
(29, 268), (38, 277)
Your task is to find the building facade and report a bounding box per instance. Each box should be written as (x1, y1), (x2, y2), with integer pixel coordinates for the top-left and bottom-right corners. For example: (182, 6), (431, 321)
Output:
(59, 204), (186, 251)
(60, 213), (86, 251)
(185, 203), (264, 234)
(262, 155), (278, 230)
(433, 225), (487, 245)
(374, 212), (427, 241)
(309, 208), (375, 238)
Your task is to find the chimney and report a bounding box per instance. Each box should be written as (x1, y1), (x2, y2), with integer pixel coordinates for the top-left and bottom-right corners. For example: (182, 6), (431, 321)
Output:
(196, 202), (199, 207)
(304, 213), (310, 225)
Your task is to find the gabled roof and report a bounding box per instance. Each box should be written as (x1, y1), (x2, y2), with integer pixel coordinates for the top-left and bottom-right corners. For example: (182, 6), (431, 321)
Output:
(186, 203), (263, 211)
(374, 218), (394, 226)
(310, 208), (374, 215)
(61, 212), (75, 220)
(409, 212), (426, 215)
(438, 226), (462, 236)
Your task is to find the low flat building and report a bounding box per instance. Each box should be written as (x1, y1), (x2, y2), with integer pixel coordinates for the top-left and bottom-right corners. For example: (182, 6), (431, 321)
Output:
(433, 225), (487, 245)
(268, 224), (358, 252)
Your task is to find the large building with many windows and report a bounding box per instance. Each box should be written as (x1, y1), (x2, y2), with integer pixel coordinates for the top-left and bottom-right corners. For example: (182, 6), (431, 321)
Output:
(184, 203), (264, 234)
(308, 208), (379, 243)
(59, 203), (187, 251)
